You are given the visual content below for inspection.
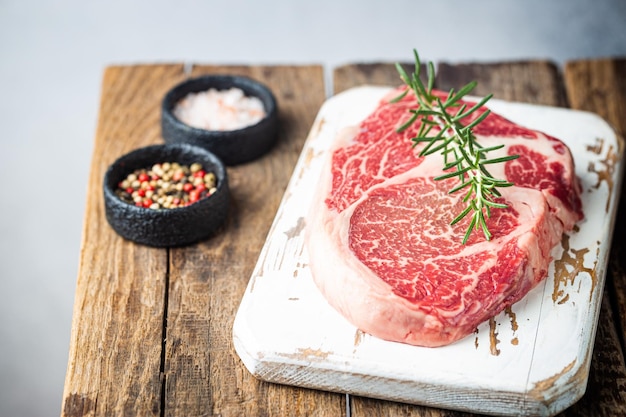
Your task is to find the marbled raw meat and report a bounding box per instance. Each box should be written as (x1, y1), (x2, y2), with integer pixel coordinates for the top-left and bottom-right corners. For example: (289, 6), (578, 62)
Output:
(305, 87), (583, 347)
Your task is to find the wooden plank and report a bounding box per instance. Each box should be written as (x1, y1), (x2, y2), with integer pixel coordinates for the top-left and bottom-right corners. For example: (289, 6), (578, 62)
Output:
(563, 58), (626, 416)
(437, 61), (566, 105)
(334, 61), (566, 105)
(333, 62), (411, 94)
(62, 64), (187, 416)
(160, 64), (346, 416)
(332, 60), (626, 416)
(440, 59), (626, 417)
(233, 83), (623, 416)
(62, 63), (346, 417)
(62, 59), (626, 417)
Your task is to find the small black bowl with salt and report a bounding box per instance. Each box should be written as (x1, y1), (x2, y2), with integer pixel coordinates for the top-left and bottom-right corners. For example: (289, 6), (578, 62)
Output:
(103, 143), (230, 247)
(161, 75), (278, 166)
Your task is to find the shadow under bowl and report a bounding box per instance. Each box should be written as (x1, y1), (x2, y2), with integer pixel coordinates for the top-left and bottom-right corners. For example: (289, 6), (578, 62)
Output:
(103, 143), (230, 247)
(161, 74), (278, 166)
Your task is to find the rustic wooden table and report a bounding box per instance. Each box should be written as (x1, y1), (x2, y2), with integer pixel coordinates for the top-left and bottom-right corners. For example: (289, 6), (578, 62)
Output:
(62, 59), (626, 417)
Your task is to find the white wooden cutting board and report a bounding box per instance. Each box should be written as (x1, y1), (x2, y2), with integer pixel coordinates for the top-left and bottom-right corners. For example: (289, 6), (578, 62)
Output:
(232, 86), (623, 416)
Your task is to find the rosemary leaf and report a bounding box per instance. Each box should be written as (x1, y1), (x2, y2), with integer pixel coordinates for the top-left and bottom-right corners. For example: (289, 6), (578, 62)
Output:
(397, 113), (419, 132)
(451, 204), (474, 226)
(423, 135), (455, 156)
(476, 143), (506, 153)
(448, 180), (474, 194)
(427, 61), (436, 92)
(484, 200), (509, 209)
(446, 81), (477, 107)
(464, 109), (491, 130)
(481, 154), (520, 165)
(395, 63), (411, 85)
(390, 88), (409, 103)
(418, 131), (445, 156)
(454, 94), (493, 121)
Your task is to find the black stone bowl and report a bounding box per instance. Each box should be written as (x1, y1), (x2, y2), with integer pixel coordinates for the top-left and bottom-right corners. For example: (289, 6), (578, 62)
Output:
(161, 74), (278, 166)
(103, 143), (230, 247)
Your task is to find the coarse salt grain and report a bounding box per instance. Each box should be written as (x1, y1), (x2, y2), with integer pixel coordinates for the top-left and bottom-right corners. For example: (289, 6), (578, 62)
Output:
(174, 87), (266, 131)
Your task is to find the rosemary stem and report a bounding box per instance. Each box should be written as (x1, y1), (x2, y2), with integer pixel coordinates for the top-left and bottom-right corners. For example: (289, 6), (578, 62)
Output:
(394, 49), (519, 244)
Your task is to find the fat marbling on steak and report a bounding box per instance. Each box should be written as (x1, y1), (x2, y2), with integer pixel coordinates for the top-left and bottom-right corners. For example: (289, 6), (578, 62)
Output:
(305, 87), (583, 347)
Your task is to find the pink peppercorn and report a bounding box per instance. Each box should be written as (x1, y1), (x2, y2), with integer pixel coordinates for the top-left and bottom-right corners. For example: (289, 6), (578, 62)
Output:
(115, 162), (218, 210)
(172, 171), (185, 182)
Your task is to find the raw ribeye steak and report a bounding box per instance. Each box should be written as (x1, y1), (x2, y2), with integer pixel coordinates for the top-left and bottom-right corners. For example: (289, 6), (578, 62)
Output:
(305, 87), (583, 347)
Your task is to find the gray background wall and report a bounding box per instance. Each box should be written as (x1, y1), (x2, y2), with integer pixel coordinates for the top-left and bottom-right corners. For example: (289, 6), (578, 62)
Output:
(0, 0), (624, 415)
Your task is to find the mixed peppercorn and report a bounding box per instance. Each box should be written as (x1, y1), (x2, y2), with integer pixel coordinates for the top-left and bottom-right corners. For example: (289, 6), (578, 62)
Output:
(115, 162), (218, 209)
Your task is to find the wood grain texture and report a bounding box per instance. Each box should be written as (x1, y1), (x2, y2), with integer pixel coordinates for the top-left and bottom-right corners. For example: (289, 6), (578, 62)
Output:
(62, 64), (186, 417)
(164, 66), (344, 416)
(563, 58), (626, 416)
(63, 59), (626, 417)
(437, 61), (567, 105)
(333, 62), (413, 94)
(62, 63), (346, 417)
(333, 60), (626, 416)
(159, 65), (345, 416)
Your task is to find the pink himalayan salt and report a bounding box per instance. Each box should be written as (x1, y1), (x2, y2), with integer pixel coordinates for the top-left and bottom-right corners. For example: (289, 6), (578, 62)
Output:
(174, 87), (266, 131)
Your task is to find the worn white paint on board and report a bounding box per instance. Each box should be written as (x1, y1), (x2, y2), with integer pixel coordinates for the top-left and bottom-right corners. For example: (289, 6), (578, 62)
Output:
(232, 86), (623, 416)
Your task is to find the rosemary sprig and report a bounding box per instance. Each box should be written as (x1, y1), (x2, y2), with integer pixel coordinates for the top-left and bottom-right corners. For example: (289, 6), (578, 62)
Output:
(393, 50), (519, 244)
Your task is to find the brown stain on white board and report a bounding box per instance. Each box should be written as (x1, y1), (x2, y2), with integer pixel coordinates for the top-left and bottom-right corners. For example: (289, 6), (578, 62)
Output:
(294, 117), (326, 180)
(279, 347), (332, 363)
(489, 318), (501, 356)
(527, 358), (587, 408)
(531, 359), (576, 392)
(474, 328), (480, 349)
(309, 116), (326, 140)
(296, 147), (318, 181)
(476, 307), (520, 351)
(505, 307), (520, 346)
(304, 147), (317, 168)
(552, 232), (599, 304)
(587, 137), (619, 212)
(284, 217), (306, 240)
(353, 329), (366, 354)
(248, 216), (306, 291)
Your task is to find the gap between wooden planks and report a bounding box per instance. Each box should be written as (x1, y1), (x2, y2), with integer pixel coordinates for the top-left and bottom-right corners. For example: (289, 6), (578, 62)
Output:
(334, 58), (626, 417)
(61, 63), (348, 417)
(62, 59), (626, 417)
